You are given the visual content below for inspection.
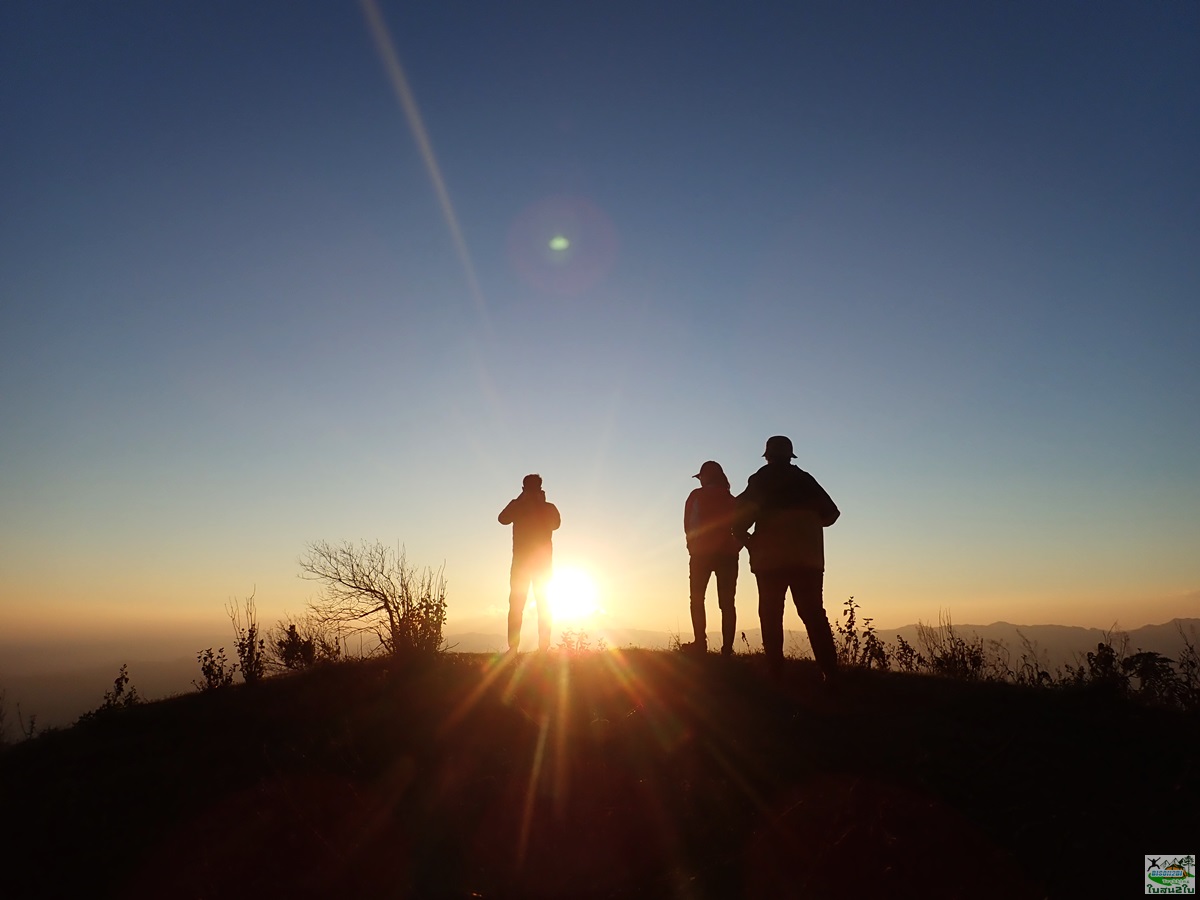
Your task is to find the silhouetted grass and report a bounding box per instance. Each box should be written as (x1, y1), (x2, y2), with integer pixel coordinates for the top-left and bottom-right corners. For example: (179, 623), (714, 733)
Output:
(0, 648), (1195, 899)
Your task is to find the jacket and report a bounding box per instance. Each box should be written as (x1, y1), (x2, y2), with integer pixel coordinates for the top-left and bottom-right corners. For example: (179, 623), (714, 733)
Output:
(498, 489), (561, 556)
(733, 462), (839, 572)
(684, 485), (741, 557)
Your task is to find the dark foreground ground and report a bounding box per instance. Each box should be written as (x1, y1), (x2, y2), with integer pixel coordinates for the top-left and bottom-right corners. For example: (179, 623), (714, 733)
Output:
(1, 649), (1195, 899)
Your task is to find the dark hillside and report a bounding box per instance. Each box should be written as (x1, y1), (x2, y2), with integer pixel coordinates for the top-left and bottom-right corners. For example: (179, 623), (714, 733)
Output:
(1, 651), (1194, 899)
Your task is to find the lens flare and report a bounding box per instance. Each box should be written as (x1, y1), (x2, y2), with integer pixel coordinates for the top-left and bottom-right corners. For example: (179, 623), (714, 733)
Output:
(508, 194), (619, 296)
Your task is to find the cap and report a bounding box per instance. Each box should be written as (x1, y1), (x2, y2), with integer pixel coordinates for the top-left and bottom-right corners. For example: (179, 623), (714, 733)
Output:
(763, 435), (796, 460)
(692, 460), (726, 481)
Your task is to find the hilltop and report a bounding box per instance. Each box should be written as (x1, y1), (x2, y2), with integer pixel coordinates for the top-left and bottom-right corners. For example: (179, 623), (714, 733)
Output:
(1, 649), (1195, 899)
(5, 616), (1197, 731)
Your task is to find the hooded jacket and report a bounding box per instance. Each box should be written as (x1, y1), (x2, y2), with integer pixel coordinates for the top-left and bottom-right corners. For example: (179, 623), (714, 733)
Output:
(733, 462), (839, 572)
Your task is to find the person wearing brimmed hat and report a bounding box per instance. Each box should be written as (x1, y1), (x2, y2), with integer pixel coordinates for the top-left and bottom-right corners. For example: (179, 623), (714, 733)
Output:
(499, 473), (561, 652)
(733, 436), (840, 679)
(682, 460), (742, 656)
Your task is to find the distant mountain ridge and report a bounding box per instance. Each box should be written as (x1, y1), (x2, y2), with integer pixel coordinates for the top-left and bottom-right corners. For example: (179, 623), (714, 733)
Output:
(447, 618), (1200, 670)
(872, 618), (1200, 671)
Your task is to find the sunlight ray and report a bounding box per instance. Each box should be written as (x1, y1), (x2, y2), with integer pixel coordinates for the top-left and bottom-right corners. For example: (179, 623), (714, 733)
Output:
(552, 655), (572, 815)
(359, 0), (489, 329)
(517, 710), (551, 868)
(599, 651), (778, 815)
(437, 652), (516, 737)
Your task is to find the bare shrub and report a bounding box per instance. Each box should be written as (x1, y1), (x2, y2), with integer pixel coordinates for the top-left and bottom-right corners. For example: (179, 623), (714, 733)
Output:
(1174, 621), (1200, 712)
(269, 614), (344, 671)
(300, 540), (447, 657)
(915, 611), (985, 680)
(1015, 631), (1054, 686)
(227, 591), (266, 685)
(17, 703), (37, 740)
(988, 632), (1053, 687)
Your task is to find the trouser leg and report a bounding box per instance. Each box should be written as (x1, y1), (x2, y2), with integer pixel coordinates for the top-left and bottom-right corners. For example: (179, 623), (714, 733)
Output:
(714, 555), (738, 652)
(791, 568), (837, 676)
(508, 566), (527, 653)
(688, 556), (711, 645)
(507, 605), (524, 652)
(756, 571), (787, 670)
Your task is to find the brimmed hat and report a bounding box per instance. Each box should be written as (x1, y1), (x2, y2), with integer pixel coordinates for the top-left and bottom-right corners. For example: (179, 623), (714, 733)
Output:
(763, 435), (796, 460)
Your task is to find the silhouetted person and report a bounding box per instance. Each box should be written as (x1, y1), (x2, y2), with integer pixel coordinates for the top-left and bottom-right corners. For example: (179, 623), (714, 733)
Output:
(683, 460), (741, 656)
(733, 436), (840, 680)
(499, 473), (561, 652)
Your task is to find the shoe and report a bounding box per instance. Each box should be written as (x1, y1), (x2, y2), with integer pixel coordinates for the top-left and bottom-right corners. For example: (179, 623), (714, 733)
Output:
(720, 646), (733, 657)
(680, 640), (708, 655)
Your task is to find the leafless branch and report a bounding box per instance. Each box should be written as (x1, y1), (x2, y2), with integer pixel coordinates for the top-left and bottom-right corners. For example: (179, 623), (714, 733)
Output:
(299, 540), (447, 656)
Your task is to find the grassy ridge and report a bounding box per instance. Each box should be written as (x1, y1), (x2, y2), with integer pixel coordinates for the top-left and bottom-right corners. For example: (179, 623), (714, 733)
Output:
(1, 650), (1195, 899)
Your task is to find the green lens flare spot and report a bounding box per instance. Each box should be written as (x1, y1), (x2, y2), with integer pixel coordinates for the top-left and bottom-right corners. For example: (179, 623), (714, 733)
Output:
(549, 235), (570, 251)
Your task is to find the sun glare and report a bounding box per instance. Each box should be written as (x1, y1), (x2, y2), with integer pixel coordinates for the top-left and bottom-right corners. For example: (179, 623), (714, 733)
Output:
(548, 566), (601, 622)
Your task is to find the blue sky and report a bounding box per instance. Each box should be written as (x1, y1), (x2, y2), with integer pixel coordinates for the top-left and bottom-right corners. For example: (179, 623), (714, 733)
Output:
(1, 1), (1197, 656)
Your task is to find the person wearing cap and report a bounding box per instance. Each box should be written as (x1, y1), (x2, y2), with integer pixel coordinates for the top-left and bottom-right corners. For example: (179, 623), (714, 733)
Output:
(682, 460), (742, 656)
(499, 473), (561, 653)
(733, 436), (840, 679)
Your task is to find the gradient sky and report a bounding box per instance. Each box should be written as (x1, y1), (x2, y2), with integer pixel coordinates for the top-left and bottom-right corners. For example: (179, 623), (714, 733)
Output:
(2, 1), (1197, 657)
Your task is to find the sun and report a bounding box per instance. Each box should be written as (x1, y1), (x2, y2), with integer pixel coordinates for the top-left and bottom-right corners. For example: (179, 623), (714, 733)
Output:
(547, 565), (601, 623)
